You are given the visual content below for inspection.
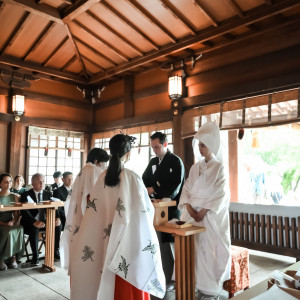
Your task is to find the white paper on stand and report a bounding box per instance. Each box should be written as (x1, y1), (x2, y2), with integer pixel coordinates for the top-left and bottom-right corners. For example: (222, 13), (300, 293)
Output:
(251, 284), (298, 300)
(50, 197), (61, 202)
(27, 196), (34, 203)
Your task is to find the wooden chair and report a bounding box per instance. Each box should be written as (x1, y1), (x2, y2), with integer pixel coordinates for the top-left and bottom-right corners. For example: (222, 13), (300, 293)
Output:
(24, 232), (46, 261)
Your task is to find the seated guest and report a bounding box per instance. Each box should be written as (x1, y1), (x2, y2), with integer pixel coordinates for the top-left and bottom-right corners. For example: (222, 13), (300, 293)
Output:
(53, 171), (73, 230)
(20, 173), (62, 265)
(0, 173), (24, 271)
(11, 174), (27, 195)
(60, 148), (110, 271)
(45, 171), (62, 192)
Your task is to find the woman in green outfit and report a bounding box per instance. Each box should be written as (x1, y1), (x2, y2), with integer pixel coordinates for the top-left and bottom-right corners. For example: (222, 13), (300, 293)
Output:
(10, 174), (27, 195)
(0, 173), (24, 271)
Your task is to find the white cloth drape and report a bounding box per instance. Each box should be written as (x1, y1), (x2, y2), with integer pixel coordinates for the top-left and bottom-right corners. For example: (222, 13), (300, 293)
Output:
(60, 162), (104, 271)
(70, 168), (165, 300)
(178, 157), (231, 296)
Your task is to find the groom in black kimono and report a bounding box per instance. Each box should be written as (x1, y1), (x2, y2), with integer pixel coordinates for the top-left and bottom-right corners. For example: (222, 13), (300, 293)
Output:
(142, 131), (185, 284)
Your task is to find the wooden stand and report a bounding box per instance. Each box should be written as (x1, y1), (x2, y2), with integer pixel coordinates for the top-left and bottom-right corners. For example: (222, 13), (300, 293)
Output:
(152, 199), (176, 226)
(0, 201), (64, 272)
(155, 225), (206, 300)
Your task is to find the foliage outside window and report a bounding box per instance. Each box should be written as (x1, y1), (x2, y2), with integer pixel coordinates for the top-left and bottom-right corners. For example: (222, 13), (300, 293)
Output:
(27, 126), (84, 185)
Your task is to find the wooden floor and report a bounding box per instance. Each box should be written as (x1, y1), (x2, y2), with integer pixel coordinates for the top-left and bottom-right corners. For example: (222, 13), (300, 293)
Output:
(0, 250), (296, 300)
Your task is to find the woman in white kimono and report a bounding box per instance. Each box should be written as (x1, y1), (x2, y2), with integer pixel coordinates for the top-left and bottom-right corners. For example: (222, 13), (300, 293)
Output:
(70, 134), (165, 300)
(60, 148), (110, 271)
(178, 122), (231, 300)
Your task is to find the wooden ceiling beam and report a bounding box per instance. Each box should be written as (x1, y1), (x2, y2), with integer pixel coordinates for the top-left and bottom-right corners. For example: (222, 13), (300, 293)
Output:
(60, 55), (77, 71)
(23, 21), (56, 60)
(73, 36), (117, 67)
(225, 0), (244, 17)
(85, 10), (144, 57)
(126, 0), (177, 43)
(90, 0), (300, 83)
(0, 11), (31, 54)
(81, 54), (104, 72)
(161, 0), (197, 35)
(193, 0), (219, 27)
(0, 54), (88, 83)
(73, 19), (130, 62)
(2, 0), (63, 24)
(62, 0), (99, 23)
(64, 24), (88, 78)
(0, 1), (6, 12)
(42, 36), (68, 67)
(100, 0), (159, 51)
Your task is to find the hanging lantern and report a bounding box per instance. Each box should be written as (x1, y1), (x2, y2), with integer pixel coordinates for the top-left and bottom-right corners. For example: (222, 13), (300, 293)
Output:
(168, 75), (182, 100)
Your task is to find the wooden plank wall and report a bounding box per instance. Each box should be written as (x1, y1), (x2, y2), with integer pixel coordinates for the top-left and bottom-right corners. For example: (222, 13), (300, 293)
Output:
(230, 211), (300, 259)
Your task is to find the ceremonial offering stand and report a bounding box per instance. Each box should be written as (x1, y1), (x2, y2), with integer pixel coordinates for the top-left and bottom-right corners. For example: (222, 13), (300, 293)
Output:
(0, 201), (64, 272)
(153, 200), (206, 300)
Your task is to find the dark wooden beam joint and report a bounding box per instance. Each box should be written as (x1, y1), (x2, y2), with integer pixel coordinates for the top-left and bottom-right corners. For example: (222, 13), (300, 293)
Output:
(77, 84), (105, 104)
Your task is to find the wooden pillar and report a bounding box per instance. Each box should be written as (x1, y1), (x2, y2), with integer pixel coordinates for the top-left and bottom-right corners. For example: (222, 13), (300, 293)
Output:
(8, 121), (22, 176)
(124, 75), (134, 119)
(228, 130), (238, 202)
(184, 137), (194, 177)
(172, 99), (184, 160)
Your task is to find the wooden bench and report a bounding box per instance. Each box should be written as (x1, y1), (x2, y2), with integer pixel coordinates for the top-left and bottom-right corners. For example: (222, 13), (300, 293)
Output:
(229, 203), (300, 260)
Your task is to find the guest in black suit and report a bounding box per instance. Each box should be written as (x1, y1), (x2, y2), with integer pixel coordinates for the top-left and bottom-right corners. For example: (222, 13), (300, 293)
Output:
(20, 173), (62, 265)
(53, 171), (73, 230)
(45, 171), (62, 192)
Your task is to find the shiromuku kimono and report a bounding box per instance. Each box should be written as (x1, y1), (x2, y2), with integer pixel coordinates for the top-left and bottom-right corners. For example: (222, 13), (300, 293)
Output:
(178, 122), (231, 296)
(60, 162), (105, 270)
(70, 168), (166, 300)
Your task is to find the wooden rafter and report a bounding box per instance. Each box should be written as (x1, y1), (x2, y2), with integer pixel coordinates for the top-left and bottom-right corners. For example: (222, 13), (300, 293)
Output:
(72, 36), (117, 67)
(2, 0), (63, 24)
(73, 19), (129, 62)
(0, 54), (88, 83)
(62, 0), (100, 23)
(60, 55), (77, 70)
(0, 11), (31, 54)
(160, 0), (196, 35)
(64, 24), (88, 78)
(89, 0), (300, 83)
(23, 21), (56, 60)
(81, 54), (104, 72)
(193, 0), (219, 27)
(85, 10), (144, 57)
(42, 36), (69, 67)
(127, 0), (177, 43)
(100, 0), (159, 50)
(225, 0), (244, 17)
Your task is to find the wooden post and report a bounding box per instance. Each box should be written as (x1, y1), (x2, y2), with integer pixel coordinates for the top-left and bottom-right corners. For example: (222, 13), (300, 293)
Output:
(228, 130), (238, 202)
(124, 75), (134, 119)
(8, 121), (22, 176)
(172, 100), (184, 160)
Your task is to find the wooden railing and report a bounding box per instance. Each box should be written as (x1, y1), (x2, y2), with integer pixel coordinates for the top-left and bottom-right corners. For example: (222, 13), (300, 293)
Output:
(230, 211), (300, 259)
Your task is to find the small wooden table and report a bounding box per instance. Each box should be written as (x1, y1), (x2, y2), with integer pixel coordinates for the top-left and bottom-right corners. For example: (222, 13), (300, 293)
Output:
(155, 225), (206, 300)
(0, 201), (64, 272)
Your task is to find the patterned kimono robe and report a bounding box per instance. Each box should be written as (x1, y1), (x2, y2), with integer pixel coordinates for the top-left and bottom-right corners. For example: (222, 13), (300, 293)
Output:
(178, 157), (231, 296)
(70, 168), (165, 300)
(60, 162), (104, 271)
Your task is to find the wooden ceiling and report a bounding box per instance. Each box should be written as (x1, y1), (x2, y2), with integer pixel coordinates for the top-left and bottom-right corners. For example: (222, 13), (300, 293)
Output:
(0, 0), (299, 86)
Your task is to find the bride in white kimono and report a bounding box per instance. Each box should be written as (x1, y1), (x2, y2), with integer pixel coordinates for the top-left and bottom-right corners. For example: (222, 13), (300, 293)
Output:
(70, 134), (165, 300)
(60, 148), (110, 271)
(178, 122), (231, 300)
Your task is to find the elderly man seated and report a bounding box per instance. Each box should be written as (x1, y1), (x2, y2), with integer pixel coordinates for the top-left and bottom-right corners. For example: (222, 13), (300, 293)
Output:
(20, 173), (62, 265)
